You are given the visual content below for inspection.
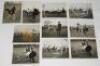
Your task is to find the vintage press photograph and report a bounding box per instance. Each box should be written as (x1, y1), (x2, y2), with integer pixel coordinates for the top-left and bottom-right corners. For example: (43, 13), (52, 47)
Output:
(69, 3), (93, 19)
(71, 39), (98, 58)
(12, 44), (39, 64)
(13, 25), (40, 42)
(70, 20), (95, 38)
(3, 1), (21, 23)
(22, 1), (40, 23)
(42, 2), (67, 18)
(42, 39), (69, 58)
(42, 19), (68, 38)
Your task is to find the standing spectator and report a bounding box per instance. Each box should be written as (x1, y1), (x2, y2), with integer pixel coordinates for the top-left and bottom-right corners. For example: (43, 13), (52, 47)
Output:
(57, 21), (62, 36)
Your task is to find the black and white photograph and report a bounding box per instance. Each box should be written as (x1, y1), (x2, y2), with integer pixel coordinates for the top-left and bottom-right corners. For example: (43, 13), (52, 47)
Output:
(22, 1), (40, 23)
(42, 19), (68, 38)
(69, 3), (93, 19)
(42, 2), (67, 18)
(3, 1), (21, 23)
(13, 25), (40, 42)
(70, 21), (95, 38)
(71, 39), (98, 58)
(12, 44), (39, 64)
(42, 39), (69, 58)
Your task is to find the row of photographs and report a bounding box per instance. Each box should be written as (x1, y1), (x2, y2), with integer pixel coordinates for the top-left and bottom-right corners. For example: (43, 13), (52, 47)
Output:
(13, 21), (95, 43)
(3, 1), (93, 23)
(12, 39), (98, 64)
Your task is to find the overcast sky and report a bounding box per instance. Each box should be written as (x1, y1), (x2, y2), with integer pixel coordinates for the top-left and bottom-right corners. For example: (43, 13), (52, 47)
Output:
(69, 20), (94, 27)
(22, 1), (40, 10)
(42, 19), (67, 26)
(42, 39), (68, 49)
(14, 25), (40, 33)
(70, 3), (92, 10)
(43, 2), (67, 11)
